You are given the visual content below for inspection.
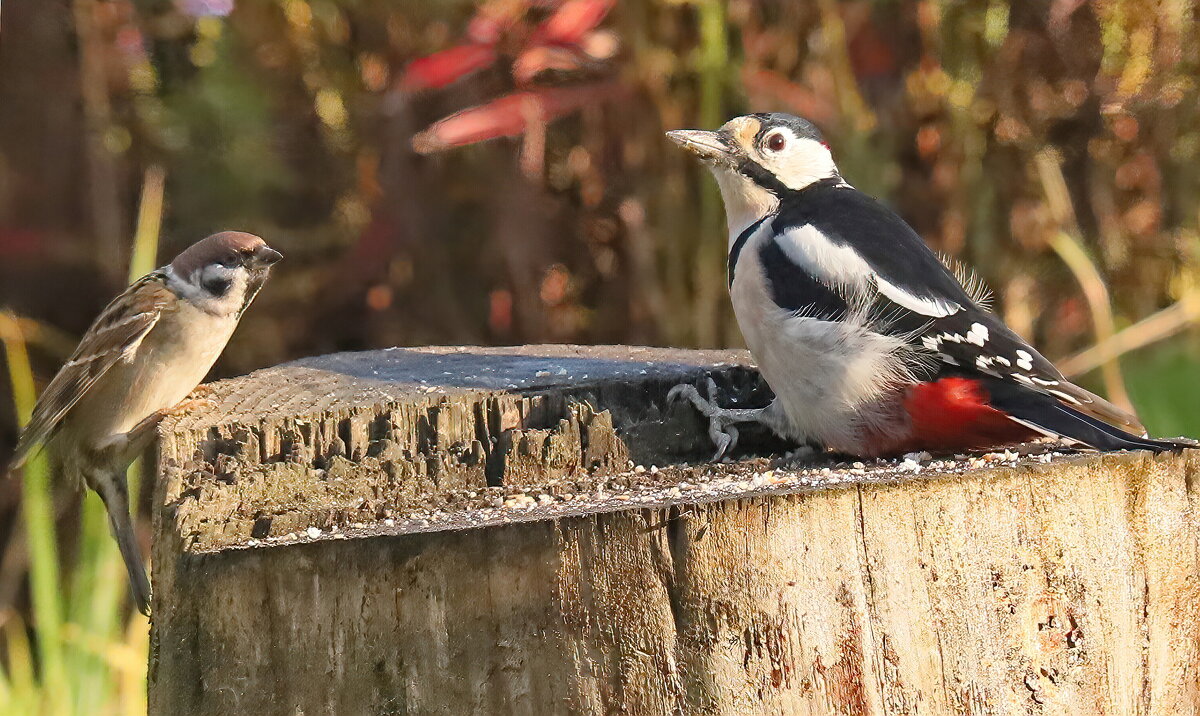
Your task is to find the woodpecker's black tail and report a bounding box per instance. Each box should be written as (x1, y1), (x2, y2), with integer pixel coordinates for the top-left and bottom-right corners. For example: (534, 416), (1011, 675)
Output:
(984, 378), (1193, 453)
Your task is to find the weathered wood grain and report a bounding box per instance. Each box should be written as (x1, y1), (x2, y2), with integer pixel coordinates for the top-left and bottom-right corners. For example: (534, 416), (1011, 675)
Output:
(148, 345), (1200, 716)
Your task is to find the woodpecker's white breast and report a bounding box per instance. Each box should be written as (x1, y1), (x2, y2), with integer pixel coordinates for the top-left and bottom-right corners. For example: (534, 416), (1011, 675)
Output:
(728, 222), (918, 451)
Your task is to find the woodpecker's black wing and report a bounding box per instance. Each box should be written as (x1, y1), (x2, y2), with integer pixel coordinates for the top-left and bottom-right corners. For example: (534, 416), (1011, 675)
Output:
(894, 304), (1187, 450)
(763, 182), (1185, 451)
(773, 181), (976, 314)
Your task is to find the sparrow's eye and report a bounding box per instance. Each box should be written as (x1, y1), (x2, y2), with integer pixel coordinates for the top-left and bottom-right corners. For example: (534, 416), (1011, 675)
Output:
(766, 132), (787, 152)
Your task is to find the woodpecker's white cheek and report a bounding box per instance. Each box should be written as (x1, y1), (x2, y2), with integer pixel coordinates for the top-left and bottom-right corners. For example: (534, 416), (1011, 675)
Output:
(711, 167), (778, 242)
(760, 139), (841, 191)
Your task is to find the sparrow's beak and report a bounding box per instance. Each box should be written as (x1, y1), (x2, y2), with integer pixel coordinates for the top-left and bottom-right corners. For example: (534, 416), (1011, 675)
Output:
(666, 129), (736, 164)
(250, 245), (283, 269)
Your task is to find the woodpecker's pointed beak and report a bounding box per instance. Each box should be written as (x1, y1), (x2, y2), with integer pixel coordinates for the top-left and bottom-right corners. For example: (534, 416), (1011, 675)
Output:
(666, 129), (736, 164)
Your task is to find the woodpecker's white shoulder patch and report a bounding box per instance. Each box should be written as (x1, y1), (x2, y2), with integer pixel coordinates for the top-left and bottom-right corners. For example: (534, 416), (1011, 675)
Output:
(773, 223), (962, 318)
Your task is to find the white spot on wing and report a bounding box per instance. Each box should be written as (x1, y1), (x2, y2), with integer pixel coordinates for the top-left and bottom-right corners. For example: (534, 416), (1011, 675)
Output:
(877, 276), (961, 317)
(1015, 349), (1034, 371)
(966, 323), (989, 346)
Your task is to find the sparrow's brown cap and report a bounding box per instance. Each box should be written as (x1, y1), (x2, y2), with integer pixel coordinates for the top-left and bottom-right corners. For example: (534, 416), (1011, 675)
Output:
(171, 231), (281, 276)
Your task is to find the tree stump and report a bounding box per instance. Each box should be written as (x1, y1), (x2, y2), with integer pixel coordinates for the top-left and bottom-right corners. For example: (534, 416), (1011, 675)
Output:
(148, 345), (1200, 716)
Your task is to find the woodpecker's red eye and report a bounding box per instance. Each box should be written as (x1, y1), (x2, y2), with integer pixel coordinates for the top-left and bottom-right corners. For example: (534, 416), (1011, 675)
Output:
(766, 132), (787, 151)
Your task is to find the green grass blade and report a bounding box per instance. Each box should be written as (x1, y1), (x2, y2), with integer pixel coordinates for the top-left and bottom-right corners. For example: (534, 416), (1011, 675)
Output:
(0, 314), (68, 715)
(127, 165), (166, 282)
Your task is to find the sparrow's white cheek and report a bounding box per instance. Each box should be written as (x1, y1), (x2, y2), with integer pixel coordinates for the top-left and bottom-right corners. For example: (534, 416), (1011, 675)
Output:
(199, 265), (237, 296)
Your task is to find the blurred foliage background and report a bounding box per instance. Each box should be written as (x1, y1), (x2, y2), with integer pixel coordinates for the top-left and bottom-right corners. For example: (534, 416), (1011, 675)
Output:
(1, 0), (1198, 712)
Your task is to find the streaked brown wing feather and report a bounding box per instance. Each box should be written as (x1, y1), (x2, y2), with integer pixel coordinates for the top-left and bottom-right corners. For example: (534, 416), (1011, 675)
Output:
(8, 273), (175, 470)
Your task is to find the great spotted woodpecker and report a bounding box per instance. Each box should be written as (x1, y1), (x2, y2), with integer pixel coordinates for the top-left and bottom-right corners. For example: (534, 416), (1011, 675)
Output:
(666, 112), (1187, 459)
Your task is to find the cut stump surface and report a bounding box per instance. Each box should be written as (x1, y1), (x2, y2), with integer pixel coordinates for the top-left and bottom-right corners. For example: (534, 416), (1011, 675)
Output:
(148, 345), (1200, 716)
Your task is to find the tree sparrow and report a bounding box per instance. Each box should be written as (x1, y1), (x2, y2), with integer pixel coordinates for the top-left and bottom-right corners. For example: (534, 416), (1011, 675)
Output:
(7, 231), (282, 615)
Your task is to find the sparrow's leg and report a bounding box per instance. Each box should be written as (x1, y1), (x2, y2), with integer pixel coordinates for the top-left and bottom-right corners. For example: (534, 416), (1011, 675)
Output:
(668, 377), (790, 460)
(85, 465), (151, 615)
(98, 398), (217, 459)
(94, 409), (167, 459)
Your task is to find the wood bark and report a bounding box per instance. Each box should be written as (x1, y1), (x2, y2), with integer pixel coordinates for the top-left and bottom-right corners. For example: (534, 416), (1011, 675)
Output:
(149, 345), (1200, 716)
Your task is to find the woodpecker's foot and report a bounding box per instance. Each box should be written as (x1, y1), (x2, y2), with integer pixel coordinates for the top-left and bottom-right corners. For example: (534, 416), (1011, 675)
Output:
(668, 378), (770, 461)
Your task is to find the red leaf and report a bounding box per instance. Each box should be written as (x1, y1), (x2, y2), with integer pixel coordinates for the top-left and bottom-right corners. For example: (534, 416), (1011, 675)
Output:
(399, 44), (498, 92)
(0, 228), (44, 258)
(512, 45), (587, 85)
(528, 0), (614, 47)
(466, 0), (529, 44)
(412, 84), (620, 154)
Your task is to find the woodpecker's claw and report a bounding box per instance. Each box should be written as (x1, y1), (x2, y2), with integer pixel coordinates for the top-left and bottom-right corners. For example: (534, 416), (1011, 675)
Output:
(668, 378), (758, 461)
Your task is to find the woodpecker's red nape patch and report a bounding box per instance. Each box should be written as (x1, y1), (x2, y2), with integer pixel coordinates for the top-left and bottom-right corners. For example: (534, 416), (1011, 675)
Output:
(900, 377), (1037, 453)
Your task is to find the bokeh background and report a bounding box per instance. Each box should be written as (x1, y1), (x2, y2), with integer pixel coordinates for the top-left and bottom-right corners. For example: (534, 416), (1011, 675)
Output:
(1, 0), (1198, 712)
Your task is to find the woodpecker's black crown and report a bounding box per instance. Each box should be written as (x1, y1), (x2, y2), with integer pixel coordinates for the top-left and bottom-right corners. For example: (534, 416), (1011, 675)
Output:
(747, 113), (825, 145)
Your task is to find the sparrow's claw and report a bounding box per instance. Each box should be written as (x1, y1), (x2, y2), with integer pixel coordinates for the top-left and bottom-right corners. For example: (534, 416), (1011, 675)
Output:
(668, 379), (762, 461)
(186, 384), (216, 400)
(163, 396), (217, 417)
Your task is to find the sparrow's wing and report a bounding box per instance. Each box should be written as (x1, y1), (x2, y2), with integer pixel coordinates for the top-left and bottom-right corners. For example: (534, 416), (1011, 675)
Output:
(8, 272), (175, 471)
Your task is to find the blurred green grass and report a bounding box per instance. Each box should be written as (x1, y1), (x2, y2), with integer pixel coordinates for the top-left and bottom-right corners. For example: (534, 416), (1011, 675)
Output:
(1, 313), (148, 716)
(0, 163), (162, 716)
(1122, 338), (1200, 438)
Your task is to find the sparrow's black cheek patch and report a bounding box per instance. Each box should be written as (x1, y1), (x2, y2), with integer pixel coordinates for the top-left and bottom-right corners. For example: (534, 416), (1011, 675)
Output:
(203, 276), (232, 296)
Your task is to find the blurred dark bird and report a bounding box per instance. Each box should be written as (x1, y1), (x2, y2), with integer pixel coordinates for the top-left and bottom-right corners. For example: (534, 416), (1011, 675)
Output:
(6, 231), (281, 614)
(667, 113), (1190, 459)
